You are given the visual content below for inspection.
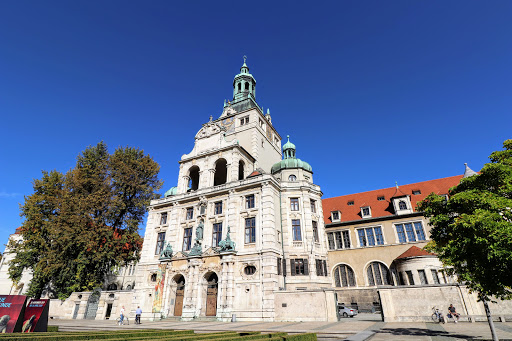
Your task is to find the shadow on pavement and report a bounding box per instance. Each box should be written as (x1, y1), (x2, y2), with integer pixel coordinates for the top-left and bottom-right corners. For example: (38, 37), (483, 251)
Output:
(377, 327), (476, 339)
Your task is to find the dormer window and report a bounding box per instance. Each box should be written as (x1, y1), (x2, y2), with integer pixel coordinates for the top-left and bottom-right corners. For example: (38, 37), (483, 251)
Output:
(347, 201), (354, 206)
(361, 206), (371, 218)
(377, 196), (385, 201)
(412, 190), (421, 195)
(331, 211), (340, 222)
(398, 200), (407, 210)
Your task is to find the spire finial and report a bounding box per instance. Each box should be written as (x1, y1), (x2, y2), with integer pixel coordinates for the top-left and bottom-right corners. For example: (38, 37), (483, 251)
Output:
(243, 55), (247, 64)
(395, 181), (398, 189)
(287, 135), (290, 142)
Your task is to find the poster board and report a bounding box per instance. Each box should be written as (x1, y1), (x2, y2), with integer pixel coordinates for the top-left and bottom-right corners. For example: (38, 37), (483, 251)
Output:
(22, 299), (50, 332)
(0, 295), (27, 333)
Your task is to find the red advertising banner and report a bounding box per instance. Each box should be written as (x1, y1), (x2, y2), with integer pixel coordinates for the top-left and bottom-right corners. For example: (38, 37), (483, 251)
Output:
(22, 299), (50, 332)
(0, 295), (27, 333)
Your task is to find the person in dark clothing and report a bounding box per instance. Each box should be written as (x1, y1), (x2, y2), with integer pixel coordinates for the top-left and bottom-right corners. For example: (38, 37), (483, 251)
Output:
(447, 304), (460, 322)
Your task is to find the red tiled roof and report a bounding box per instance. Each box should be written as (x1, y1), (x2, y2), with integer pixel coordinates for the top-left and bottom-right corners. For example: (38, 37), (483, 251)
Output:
(14, 227), (22, 234)
(395, 245), (436, 260)
(247, 170), (262, 178)
(322, 175), (463, 224)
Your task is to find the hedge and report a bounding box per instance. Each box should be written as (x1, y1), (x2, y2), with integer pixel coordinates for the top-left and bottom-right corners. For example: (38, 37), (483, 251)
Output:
(0, 330), (194, 341)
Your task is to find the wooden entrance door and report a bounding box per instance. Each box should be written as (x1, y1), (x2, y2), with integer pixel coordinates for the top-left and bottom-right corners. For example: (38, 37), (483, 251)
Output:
(206, 285), (217, 316)
(174, 286), (184, 316)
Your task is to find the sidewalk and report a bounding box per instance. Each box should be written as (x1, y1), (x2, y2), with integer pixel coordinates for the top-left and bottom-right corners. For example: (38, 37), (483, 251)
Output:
(49, 314), (512, 341)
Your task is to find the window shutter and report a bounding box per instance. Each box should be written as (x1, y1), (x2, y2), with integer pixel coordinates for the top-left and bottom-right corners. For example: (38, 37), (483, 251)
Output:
(303, 259), (309, 275)
(323, 260), (328, 276)
(290, 259), (296, 276)
(283, 258), (287, 276)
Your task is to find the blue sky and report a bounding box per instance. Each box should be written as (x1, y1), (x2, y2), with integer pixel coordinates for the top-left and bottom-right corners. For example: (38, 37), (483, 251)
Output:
(1, 1), (511, 250)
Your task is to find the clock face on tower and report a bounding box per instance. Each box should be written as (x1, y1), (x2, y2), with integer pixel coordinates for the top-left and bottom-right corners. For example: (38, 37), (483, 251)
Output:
(220, 117), (235, 133)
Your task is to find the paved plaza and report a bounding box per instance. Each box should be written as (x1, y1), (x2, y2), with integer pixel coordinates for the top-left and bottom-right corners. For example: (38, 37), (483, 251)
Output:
(49, 314), (512, 340)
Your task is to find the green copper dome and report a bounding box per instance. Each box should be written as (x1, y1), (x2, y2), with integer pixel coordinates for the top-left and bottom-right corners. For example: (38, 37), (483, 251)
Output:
(271, 136), (313, 174)
(164, 186), (178, 197)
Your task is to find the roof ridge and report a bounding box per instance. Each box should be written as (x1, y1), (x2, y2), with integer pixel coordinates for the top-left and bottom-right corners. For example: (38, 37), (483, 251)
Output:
(323, 174), (463, 201)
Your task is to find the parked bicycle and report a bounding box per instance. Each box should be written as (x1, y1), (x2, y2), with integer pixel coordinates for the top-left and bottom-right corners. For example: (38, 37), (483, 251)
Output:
(431, 306), (445, 323)
(116, 316), (129, 325)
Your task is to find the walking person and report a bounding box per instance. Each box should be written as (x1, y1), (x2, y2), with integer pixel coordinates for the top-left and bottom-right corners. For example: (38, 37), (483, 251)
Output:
(135, 306), (142, 324)
(118, 306), (125, 325)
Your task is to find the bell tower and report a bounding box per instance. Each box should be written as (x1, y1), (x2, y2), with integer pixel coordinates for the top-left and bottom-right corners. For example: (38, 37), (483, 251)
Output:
(232, 56), (256, 102)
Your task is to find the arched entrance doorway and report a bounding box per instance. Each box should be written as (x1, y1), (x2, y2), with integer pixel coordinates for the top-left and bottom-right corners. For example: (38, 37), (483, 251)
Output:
(173, 275), (185, 316)
(205, 272), (218, 316)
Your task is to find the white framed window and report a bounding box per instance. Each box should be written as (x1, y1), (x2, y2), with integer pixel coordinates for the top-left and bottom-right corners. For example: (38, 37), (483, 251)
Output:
(331, 211), (340, 221)
(214, 201), (223, 215)
(290, 198), (299, 211)
(160, 212), (167, 225)
(292, 219), (302, 241)
(327, 230), (351, 250)
(357, 226), (384, 247)
(367, 262), (393, 286)
(186, 207), (194, 220)
(334, 264), (356, 287)
(395, 221), (426, 243)
(240, 116), (249, 125)
(361, 206), (371, 218)
(246, 194), (255, 209)
(398, 200), (407, 210)
(310, 199), (316, 213)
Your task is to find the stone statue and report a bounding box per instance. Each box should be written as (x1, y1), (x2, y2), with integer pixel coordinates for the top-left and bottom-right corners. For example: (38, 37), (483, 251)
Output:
(219, 225), (236, 252)
(196, 220), (204, 242)
(159, 242), (173, 260)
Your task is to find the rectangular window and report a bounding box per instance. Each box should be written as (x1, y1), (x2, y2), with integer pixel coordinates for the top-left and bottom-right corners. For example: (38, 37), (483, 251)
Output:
(315, 259), (326, 276)
(358, 227), (384, 247)
(246, 194), (255, 209)
(361, 207), (371, 217)
(406, 270), (414, 285)
(331, 211), (340, 221)
(431, 269), (440, 284)
(245, 217), (256, 244)
(212, 222), (222, 247)
(290, 198), (299, 211)
(290, 258), (308, 276)
(398, 271), (405, 286)
(335, 231), (343, 249)
(342, 230), (351, 248)
(277, 257), (282, 275)
(292, 219), (302, 241)
(395, 221), (426, 243)
(240, 116), (249, 125)
(183, 228), (192, 251)
(312, 221), (319, 242)
(377, 196), (385, 201)
(412, 190), (421, 195)
(186, 207), (194, 220)
(418, 269), (428, 285)
(347, 201), (354, 206)
(160, 212), (167, 225)
(214, 201), (223, 215)
(310, 200), (316, 213)
(155, 232), (165, 255)
(358, 229), (367, 247)
(327, 232), (335, 250)
(414, 222), (426, 240)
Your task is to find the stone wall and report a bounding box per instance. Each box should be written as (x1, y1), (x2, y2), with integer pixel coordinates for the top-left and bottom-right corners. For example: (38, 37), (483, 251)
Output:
(274, 289), (337, 322)
(379, 284), (512, 322)
(334, 288), (380, 313)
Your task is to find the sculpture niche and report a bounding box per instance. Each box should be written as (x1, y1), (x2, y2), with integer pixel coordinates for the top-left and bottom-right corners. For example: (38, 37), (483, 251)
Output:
(188, 220), (204, 256)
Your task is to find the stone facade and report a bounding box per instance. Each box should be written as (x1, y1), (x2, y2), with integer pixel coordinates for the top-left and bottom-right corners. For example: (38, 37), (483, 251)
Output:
(133, 60), (333, 322)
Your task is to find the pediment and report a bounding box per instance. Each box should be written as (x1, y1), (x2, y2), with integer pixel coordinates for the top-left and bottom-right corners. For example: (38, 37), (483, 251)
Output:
(172, 251), (188, 259)
(203, 247), (220, 256)
(195, 122), (222, 140)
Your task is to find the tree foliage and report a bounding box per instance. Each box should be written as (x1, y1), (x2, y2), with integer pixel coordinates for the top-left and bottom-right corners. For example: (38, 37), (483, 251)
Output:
(418, 139), (512, 300)
(9, 142), (162, 299)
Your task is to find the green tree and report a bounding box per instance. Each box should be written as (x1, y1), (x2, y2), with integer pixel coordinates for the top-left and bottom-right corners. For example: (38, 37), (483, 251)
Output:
(9, 142), (162, 299)
(418, 139), (512, 340)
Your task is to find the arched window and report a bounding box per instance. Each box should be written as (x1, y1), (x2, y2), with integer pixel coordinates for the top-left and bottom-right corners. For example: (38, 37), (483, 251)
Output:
(238, 83), (241, 91)
(238, 160), (245, 180)
(367, 262), (393, 286)
(214, 159), (227, 186)
(188, 166), (200, 191)
(288, 175), (297, 182)
(107, 283), (117, 291)
(125, 284), (132, 291)
(399, 200), (407, 210)
(333, 264), (356, 287)
(245, 82), (249, 90)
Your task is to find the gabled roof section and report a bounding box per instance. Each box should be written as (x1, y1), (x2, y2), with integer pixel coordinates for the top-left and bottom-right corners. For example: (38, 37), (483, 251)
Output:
(395, 245), (436, 260)
(322, 175), (463, 224)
